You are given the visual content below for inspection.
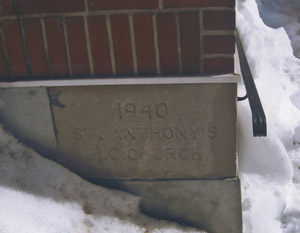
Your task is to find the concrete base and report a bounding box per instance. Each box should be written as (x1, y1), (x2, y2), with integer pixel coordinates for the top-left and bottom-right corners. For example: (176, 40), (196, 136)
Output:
(0, 87), (57, 160)
(0, 77), (242, 233)
(94, 178), (242, 233)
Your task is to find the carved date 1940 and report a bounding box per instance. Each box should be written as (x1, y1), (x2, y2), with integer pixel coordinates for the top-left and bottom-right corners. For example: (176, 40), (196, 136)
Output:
(117, 103), (168, 119)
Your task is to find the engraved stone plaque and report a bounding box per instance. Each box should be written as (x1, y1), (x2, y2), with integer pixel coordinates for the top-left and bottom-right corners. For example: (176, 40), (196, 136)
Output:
(49, 83), (237, 179)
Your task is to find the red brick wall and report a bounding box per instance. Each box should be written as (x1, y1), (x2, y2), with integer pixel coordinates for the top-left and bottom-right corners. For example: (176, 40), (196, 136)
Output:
(0, 0), (235, 80)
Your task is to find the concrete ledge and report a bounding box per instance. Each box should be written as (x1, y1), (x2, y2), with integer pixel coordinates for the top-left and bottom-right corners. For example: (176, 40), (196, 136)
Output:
(0, 74), (240, 88)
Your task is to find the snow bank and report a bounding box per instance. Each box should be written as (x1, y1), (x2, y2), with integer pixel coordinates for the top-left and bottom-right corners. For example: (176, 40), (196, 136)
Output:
(256, 0), (300, 58)
(0, 125), (203, 233)
(237, 0), (300, 232)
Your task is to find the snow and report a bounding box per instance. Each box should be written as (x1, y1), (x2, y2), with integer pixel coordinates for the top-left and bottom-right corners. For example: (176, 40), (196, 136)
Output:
(237, 0), (300, 232)
(1, 0), (300, 232)
(0, 125), (203, 233)
(256, 0), (300, 58)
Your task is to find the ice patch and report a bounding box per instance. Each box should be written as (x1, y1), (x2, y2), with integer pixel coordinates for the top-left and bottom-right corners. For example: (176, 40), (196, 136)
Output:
(290, 91), (300, 110)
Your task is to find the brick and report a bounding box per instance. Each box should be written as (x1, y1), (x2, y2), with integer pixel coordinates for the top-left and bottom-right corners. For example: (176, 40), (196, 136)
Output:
(17, 0), (84, 14)
(110, 14), (134, 75)
(65, 17), (90, 76)
(203, 11), (235, 30)
(203, 35), (235, 54)
(0, 0), (15, 16)
(203, 57), (234, 73)
(2, 20), (27, 77)
(44, 17), (69, 76)
(179, 12), (200, 74)
(156, 13), (178, 74)
(88, 16), (111, 75)
(133, 13), (156, 75)
(0, 35), (8, 78)
(89, 0), (158, 10)
(23, 19), (48, 77)
(164, 0), (235, 8)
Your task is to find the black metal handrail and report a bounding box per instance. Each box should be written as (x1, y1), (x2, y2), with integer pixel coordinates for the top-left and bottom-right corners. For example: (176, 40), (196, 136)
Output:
(236, 29), (267, 137)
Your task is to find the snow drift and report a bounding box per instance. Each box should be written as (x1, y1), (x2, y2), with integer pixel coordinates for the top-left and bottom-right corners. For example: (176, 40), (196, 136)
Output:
(238, 0), (300, 232)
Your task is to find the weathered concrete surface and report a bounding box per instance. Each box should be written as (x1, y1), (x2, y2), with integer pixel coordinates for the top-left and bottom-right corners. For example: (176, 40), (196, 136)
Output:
(49, 83), (237, 179)
(103, 178), (242, 233)
(0, 83), (241, 233)
(0, 87), (57, 157)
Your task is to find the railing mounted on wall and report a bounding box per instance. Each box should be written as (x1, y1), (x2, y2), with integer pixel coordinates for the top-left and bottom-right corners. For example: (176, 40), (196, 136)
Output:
(236, 29), (267, 137)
